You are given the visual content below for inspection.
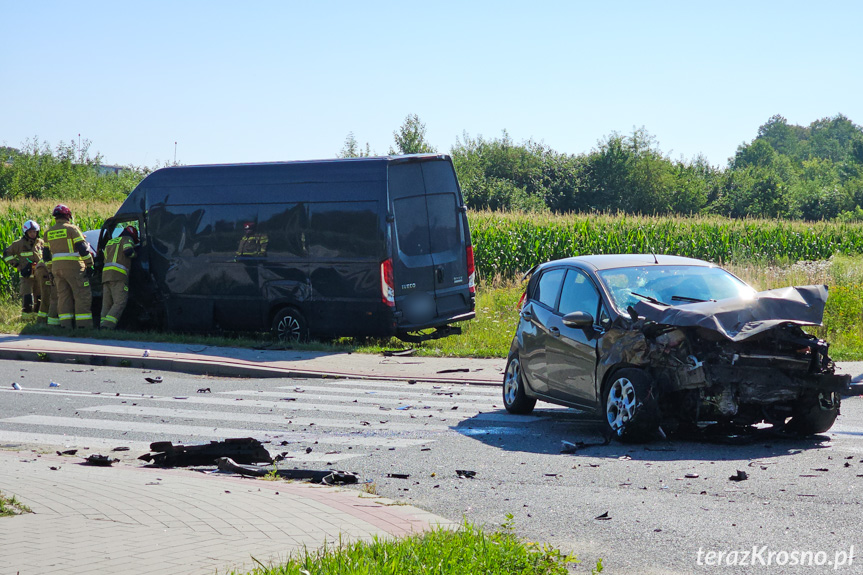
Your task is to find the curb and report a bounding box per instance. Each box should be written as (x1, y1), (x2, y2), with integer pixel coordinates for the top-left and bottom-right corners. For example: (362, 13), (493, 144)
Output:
(0, 346), (501, 386)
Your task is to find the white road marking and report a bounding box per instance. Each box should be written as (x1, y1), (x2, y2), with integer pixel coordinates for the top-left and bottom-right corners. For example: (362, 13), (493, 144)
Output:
(1, 415), (432, 448)
(81, 404), (454, 432)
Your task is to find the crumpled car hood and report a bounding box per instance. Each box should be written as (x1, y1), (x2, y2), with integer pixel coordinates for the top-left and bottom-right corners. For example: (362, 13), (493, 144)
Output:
(632, 285), (828, 342)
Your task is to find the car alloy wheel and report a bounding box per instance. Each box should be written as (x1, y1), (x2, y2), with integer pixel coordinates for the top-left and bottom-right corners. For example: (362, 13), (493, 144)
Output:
(606, 376), (637, 435)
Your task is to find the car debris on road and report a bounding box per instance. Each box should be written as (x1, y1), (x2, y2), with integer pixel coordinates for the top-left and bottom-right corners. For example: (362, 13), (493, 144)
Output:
(139, 438), (272, 467)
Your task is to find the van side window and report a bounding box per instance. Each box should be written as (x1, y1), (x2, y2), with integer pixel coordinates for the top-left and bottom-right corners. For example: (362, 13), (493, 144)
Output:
(258, 203), (306, 257)
(534, 269), (565, 309)
(206, 206), (257, 256)
(308, 201), (381, 259)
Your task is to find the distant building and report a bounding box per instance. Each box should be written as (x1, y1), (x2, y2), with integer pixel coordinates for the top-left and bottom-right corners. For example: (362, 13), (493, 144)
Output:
(95, 164), (126, 176)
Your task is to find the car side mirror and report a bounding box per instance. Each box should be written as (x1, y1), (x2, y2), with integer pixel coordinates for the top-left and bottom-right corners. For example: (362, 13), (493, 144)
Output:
(562, 311), (595, 329)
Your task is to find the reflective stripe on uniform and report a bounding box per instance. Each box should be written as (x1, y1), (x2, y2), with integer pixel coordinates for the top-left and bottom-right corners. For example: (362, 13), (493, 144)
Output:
(75, 313), (93, 321)
(103, 264), (128, 275)
(20, 251), (33, 257)
(3, 255), (14, 262)
(59, 313), (74, 321)
(52, 251), (88, 262)
(47, 317), (60, 325)
(37, 311), (48, 318)
(102, 315), (118, 324)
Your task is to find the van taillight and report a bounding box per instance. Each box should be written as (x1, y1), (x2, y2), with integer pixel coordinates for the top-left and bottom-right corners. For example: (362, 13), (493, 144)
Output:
(381, 259), (395, 307)
(466, 245), (475, 294)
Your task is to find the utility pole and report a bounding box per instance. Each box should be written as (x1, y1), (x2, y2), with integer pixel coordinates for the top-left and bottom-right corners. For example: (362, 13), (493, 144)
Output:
(174, 141), (177, 164)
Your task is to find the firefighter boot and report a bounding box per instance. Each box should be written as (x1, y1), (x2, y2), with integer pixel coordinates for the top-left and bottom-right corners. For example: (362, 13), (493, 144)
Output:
(22, 294), (33, 314)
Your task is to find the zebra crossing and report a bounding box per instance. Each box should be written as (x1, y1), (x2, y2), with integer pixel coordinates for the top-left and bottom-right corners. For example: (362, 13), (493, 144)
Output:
(0, 377), (542, 462)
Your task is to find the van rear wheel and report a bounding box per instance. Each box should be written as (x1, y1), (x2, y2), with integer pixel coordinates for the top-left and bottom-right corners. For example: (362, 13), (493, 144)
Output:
(271, 307), (308, 343)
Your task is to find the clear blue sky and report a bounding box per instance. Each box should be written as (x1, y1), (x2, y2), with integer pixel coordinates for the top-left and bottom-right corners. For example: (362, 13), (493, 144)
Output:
(2, 1), (861, 169)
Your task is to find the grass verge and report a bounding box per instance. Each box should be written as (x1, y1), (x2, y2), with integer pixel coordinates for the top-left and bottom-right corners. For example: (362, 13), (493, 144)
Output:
(0, 490), (31, 517)
(234, 519), (601, 575)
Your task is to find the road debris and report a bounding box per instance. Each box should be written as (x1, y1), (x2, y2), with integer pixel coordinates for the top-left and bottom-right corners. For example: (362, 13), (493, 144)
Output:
(112, 446), (130, 452)
(197, 388), (211, 393)
(382, 348), (414, 357)
(595, 511), (612, 521)
(56, 449), (78, 456)
(139, 437), (272, 467)
(729, 470), (749, 481)
(84, 454), (118, 466)
(456, 469), (476, 479)
(216, 457), (359, 484)
(11, 382), (22, 390)
(437, 368), (469, 374)
(49, 381), (60, 388)
(387, 473), (411, 479)
(144, 376), (163, 383)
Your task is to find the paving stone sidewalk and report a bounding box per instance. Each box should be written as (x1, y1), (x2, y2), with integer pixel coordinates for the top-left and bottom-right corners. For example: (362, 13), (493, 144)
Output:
(0, 450), (453, 575)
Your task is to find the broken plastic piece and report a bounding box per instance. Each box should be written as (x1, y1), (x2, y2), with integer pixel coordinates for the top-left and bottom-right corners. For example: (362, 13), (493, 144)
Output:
(455, 469), (476, 479)
(387, 473), (411, 479)
(729, 470), (748, 481)
(144, 376), (163, 383)
(84, 454), (118, 466)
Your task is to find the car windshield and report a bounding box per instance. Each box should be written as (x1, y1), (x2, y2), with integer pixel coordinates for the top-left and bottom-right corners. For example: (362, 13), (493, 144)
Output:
(596, 265), (756, 314)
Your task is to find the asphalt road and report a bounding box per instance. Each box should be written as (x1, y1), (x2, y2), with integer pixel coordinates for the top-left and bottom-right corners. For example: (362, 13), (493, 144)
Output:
(2, 360), (863, 574)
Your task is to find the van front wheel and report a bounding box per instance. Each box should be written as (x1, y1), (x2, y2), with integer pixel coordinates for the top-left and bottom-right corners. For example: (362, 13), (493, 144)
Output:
(271, 307), (308, 343)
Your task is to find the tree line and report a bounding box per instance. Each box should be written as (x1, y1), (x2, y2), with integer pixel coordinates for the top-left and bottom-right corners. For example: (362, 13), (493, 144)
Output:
(4, 113), (863, 222)
(344, 113), (863, 221)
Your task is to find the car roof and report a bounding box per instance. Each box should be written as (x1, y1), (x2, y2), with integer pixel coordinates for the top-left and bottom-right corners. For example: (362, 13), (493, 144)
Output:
(538, 254), (718, 272)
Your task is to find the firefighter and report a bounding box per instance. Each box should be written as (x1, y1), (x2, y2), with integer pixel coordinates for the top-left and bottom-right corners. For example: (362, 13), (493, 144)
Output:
(99, 226), (139, 329)
(33, 246), (53, 324)
(2, 219), (44, 314)
(45, 205), (93, 329)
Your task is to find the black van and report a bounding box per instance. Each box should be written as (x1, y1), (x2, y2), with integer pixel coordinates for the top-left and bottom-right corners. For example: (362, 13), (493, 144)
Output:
(98, 154), (475, 341)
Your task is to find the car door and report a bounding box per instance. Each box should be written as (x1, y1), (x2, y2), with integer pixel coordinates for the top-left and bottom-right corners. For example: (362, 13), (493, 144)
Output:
(518, 267), (565, 395)
(545, 268), (602, 407)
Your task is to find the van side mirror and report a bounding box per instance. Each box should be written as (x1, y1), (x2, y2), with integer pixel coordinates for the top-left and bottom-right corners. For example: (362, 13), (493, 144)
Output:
(562, 311), (594, 329)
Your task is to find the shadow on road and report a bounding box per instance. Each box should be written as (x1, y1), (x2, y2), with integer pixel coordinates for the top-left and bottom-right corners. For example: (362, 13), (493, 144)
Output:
(453, 407), (834, 461)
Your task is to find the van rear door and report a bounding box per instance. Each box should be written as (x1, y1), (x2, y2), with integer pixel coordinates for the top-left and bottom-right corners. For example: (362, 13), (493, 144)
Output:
(389, 158), (472, 329)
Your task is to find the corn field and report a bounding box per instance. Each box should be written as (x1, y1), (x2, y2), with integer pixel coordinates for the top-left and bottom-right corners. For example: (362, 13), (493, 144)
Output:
(470, 211), (863, 280)
(0, 200), (116, 298)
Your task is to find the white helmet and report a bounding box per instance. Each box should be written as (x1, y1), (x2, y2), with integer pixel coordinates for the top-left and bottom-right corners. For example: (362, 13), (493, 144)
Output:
(23, 220), (40, 235)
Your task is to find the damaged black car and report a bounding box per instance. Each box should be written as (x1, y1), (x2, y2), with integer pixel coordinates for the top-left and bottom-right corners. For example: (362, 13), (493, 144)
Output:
(503, 254), (852, 442)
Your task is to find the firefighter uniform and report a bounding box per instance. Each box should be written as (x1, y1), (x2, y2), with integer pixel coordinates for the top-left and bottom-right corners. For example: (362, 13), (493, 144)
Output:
(46, 218), (93, 328)
(34, 261), (52, 323)
(45, 260), (60, 326)
(2, 235), (43, 313)
(100, 235), (137, 329)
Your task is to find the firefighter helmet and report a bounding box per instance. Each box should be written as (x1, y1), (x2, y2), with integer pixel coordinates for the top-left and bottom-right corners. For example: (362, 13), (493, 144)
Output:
(23, 220), (40, 235)
(52, 204), (72, 220)
(122, 226), (139, 243)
